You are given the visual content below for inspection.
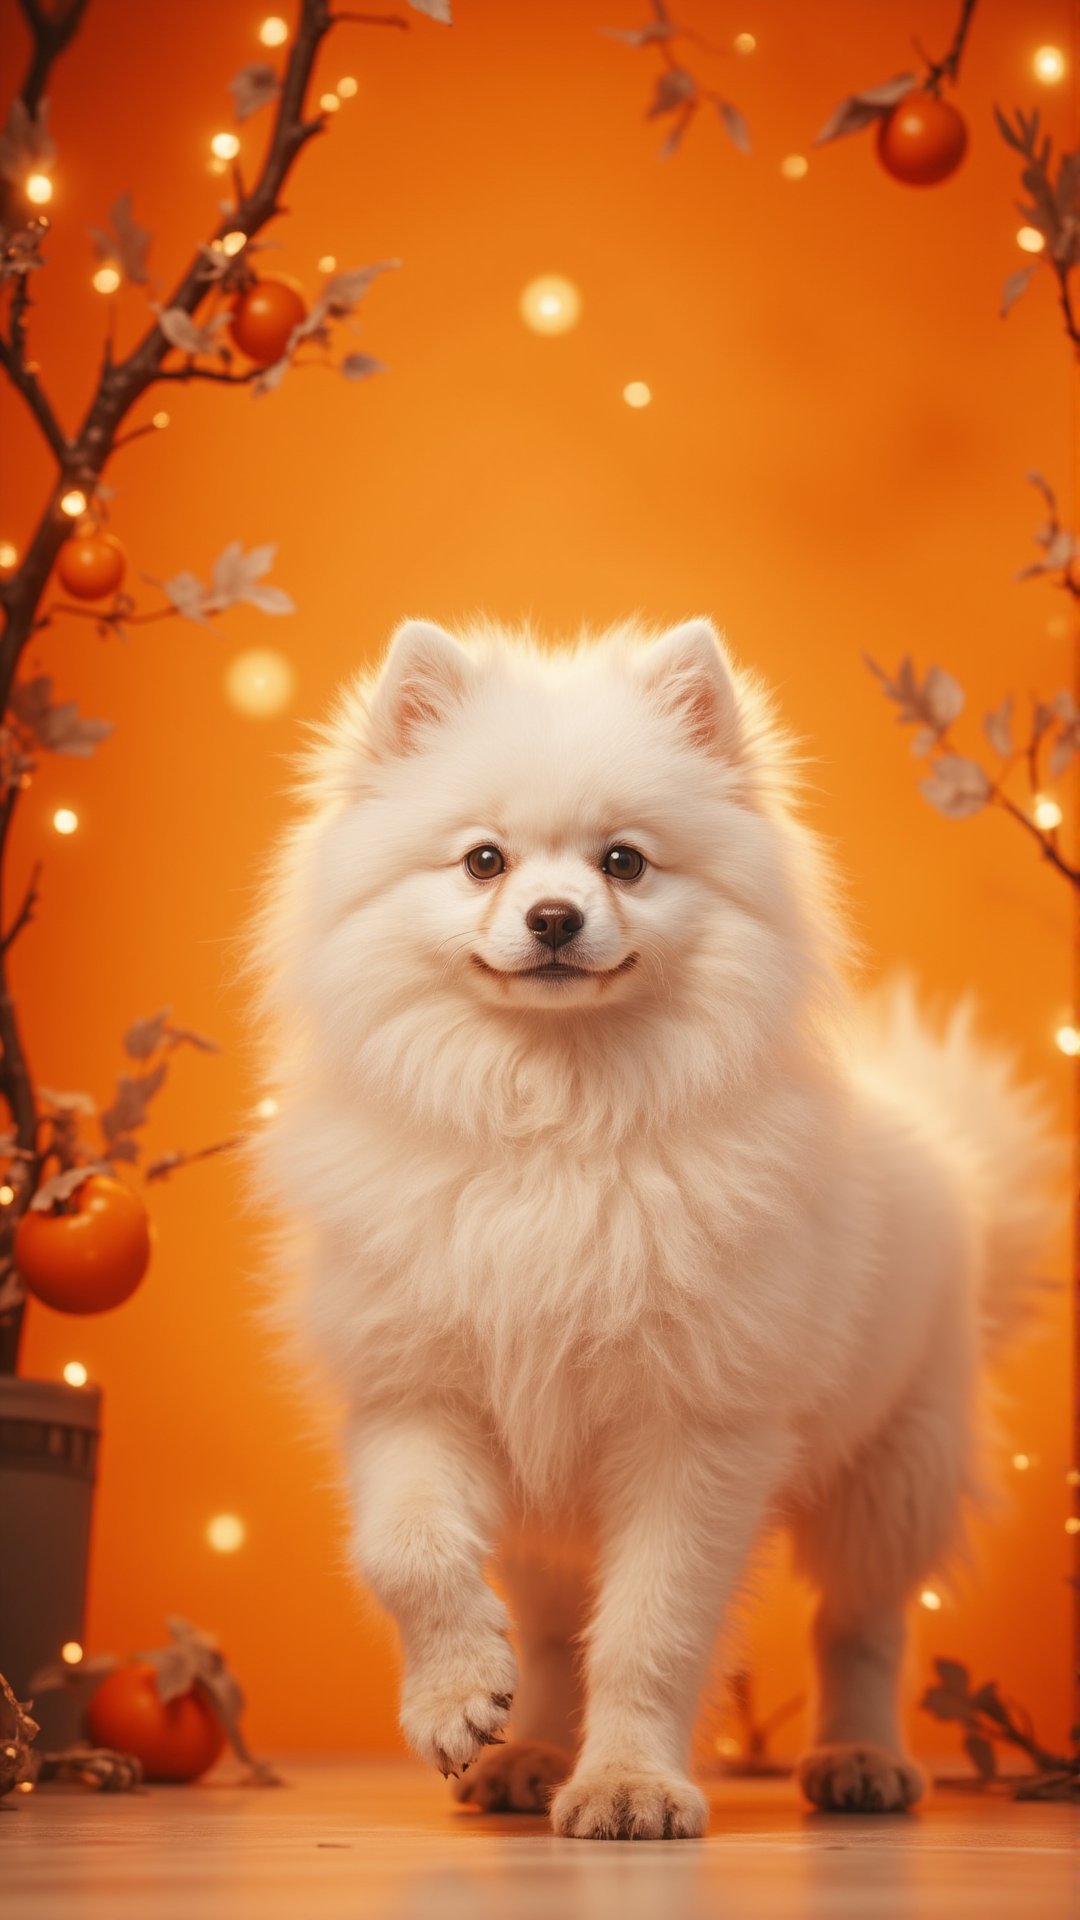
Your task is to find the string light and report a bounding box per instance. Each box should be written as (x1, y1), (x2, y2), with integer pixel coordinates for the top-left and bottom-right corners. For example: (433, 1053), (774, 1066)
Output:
(780, 154), (809, 180)
(520, 274), (582, 336)
(61, 1641), (83, 1664)
(919, 1588), (942, 1611)
(63, 1360), (88, 1387)
(1016, 226), (1045, 254)
(337, 76), (358, 98)
(210, 132), (241, 161)
(622, 381), (651, 408)
(253, 1096), (279, 1119)
(1033, 46), (1066, 84)
(59, 489), (88, 518)
(92, 264), (121, 294)
(320, 92), (340, 114)
(318, 254), (337, 272)
(259, 15), (288, 45)
(26, 173), (53, 205)
(1012, 1453), (1031, 1472)
(221, 230), (247, 256)
(1055, 1023), (1080, 1057)
(733, 31), (756, 54)
(152, 410), (170, 429)
(0, 1186), (13, 1206)
(206, 1513), (246, 1553)
(225, 648), (296, 718)
(0, 541), (17, 569)
(52, 808), (78, 835)
(1033, 794), (1063, 831)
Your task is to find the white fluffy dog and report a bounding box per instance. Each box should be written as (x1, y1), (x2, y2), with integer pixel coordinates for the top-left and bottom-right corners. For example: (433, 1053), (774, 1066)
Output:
(248, 617), (1052, 1839)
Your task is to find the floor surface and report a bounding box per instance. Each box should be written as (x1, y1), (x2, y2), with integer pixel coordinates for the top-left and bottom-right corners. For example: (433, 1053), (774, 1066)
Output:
(4, 1757), (1077, 1920)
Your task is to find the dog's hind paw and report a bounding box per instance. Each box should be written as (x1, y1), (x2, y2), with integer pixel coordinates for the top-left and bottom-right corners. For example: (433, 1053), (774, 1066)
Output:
(453, 1738), (571, 1812)
(798, 1744), (924, 1813)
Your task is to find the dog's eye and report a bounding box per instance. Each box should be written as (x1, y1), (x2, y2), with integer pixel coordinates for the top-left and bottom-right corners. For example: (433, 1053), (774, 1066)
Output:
(464, 846), (505, 880)
(602, 846), (646, 881)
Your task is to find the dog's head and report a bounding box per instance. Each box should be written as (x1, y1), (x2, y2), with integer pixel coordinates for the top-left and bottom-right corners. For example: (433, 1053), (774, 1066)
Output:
(276, 619), (838, 1114)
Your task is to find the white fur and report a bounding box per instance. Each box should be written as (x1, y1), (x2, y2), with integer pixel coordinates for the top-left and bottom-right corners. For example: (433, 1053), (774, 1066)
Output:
(245, 616), (1056, 1836)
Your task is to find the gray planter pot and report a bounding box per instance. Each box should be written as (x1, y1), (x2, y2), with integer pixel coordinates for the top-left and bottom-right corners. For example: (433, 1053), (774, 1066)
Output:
(0, 1375), (102, 1749)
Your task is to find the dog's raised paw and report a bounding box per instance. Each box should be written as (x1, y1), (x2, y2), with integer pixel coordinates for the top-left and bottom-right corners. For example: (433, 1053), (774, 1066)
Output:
(453, 1738), (571, 1813)
(798, 1744), (924, 1813)
(400, 1636), (518, 1778)
(550, 1766), (708, 1840)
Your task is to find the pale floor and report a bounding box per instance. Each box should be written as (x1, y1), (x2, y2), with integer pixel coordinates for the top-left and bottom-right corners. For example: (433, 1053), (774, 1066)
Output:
(4, 1757), (1077, 1920)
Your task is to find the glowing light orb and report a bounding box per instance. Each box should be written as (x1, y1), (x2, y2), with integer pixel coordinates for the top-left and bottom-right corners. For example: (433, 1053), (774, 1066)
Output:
(338, 76), (358, 99)
(211, 132), (241, 161)
(26, 173), (53, 205)
(225, 648), (296, 718)
(92, 264), (121, 294)
(1016, 226), (1045, 253)
(780, 154), (809, 180)
(520, 275), (582, 336)
(1032, 794), (1063, 831)
(52, 808), (79, 835)
(622, 381), (651, 408)
(733, 31), (756, 54)
(63, 1361), (89, 1387)
(0, 541), (17, 570)
(60, 489), (88, 518)
(918, 1588), (942, 1611)
(207, 1513), (246, 1553)
(1055, 1023), (1080, 1057)
(259, 15), (288, 46)
(1033, 46), (1066, 84)
(61, 1641), (84, 1664)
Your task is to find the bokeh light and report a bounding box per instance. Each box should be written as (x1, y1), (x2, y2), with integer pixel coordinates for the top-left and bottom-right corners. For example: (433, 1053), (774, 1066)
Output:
(207, 1513), (246, 1553)
(225, 648), (296, 718)
(519, 274), (582, 335)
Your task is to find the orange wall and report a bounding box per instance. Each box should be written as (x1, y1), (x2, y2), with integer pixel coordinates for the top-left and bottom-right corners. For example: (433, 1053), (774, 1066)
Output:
(2, 0), (1074, 1759)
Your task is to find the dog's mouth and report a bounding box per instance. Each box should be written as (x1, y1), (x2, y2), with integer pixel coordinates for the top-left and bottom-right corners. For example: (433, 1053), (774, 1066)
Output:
(471, 954), (638, 984)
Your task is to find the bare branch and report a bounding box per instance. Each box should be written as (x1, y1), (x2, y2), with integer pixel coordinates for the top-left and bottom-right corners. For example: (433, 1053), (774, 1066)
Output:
(0, 859), (42, 953)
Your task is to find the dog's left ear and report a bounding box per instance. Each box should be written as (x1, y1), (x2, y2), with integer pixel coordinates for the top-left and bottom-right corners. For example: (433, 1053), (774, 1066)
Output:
(369, 619), (474, 756)
(640, 619), (740, 756)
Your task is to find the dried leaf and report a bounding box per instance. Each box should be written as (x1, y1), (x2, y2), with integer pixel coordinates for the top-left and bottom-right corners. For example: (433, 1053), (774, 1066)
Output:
(29, 1165), (103, 1212)
(1049, 732), (1078, 779)
(659, 104), (696, 157)
(603, 20), (676, 46)
(715, 99), (751, 155)
(815, 73), (917, 146)
(923, 666), (964, 729)
(228, 62), (280, 123)
(919, 754), (991, 821)
(1000, 264), (1035, 317)
(340, 352), (385, 381)
(10, 674), (112, 758)
(100, 1060), (168, 1143)
(409, 0), (453, 19)
(159, 545), (294, 622)
(646, 66), (696, 119)
(156, 306), (229, 357)
(983, 696), (1013, 758)
(963, 1732), (997, 1779)
(89, 192), (150, 285)
(39, 1087), (97, 1116)
(124, 1007), (171, 1060)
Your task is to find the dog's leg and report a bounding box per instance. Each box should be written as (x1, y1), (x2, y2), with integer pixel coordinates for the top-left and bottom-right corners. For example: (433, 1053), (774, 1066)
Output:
(790, 1356), (972, 1813)
(551, 1420), (795, 1839)
(454, 1543), (585, 1813)
(345, 1409), (518, 1777)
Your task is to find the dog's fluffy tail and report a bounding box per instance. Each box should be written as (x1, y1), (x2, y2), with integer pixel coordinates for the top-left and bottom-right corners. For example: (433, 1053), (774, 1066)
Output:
(858, 979), (1061, 1355)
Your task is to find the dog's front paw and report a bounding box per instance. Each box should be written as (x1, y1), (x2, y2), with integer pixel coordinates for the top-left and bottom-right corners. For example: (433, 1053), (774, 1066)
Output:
(551, 1765), (708, 1840)
(453, 1738), (571, 1812)
(400, 1635), (518, 1778)
(798, 1744), (924, 1813)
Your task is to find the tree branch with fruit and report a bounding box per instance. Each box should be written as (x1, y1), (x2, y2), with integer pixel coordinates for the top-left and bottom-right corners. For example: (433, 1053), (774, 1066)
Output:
(0, 0), (451, 1372)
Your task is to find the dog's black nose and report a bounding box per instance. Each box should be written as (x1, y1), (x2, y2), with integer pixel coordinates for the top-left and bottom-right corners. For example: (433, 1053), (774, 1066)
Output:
(526, 902), (584, 952)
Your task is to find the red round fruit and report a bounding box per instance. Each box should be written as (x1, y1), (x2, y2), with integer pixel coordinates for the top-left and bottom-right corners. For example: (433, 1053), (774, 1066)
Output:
(56, 532), (126, 601)
(876, 91), (968, 186)
(228, 278), (307, 365)
(14, 1175), (152, 1315)
(86, 1662), (225, 1783)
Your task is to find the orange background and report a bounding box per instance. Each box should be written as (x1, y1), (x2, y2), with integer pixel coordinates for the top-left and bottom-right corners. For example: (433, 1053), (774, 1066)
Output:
(1, 0), (1074, 1761)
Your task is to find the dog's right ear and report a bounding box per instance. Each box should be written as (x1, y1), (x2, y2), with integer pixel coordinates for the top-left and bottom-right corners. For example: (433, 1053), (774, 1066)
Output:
(369, 619), (474, 757)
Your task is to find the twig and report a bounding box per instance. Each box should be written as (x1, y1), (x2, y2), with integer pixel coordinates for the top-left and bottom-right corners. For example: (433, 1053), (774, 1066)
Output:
(0, 860), (42, 953)
(923, 0), (979, 94)
(0, 280), (69, 463)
